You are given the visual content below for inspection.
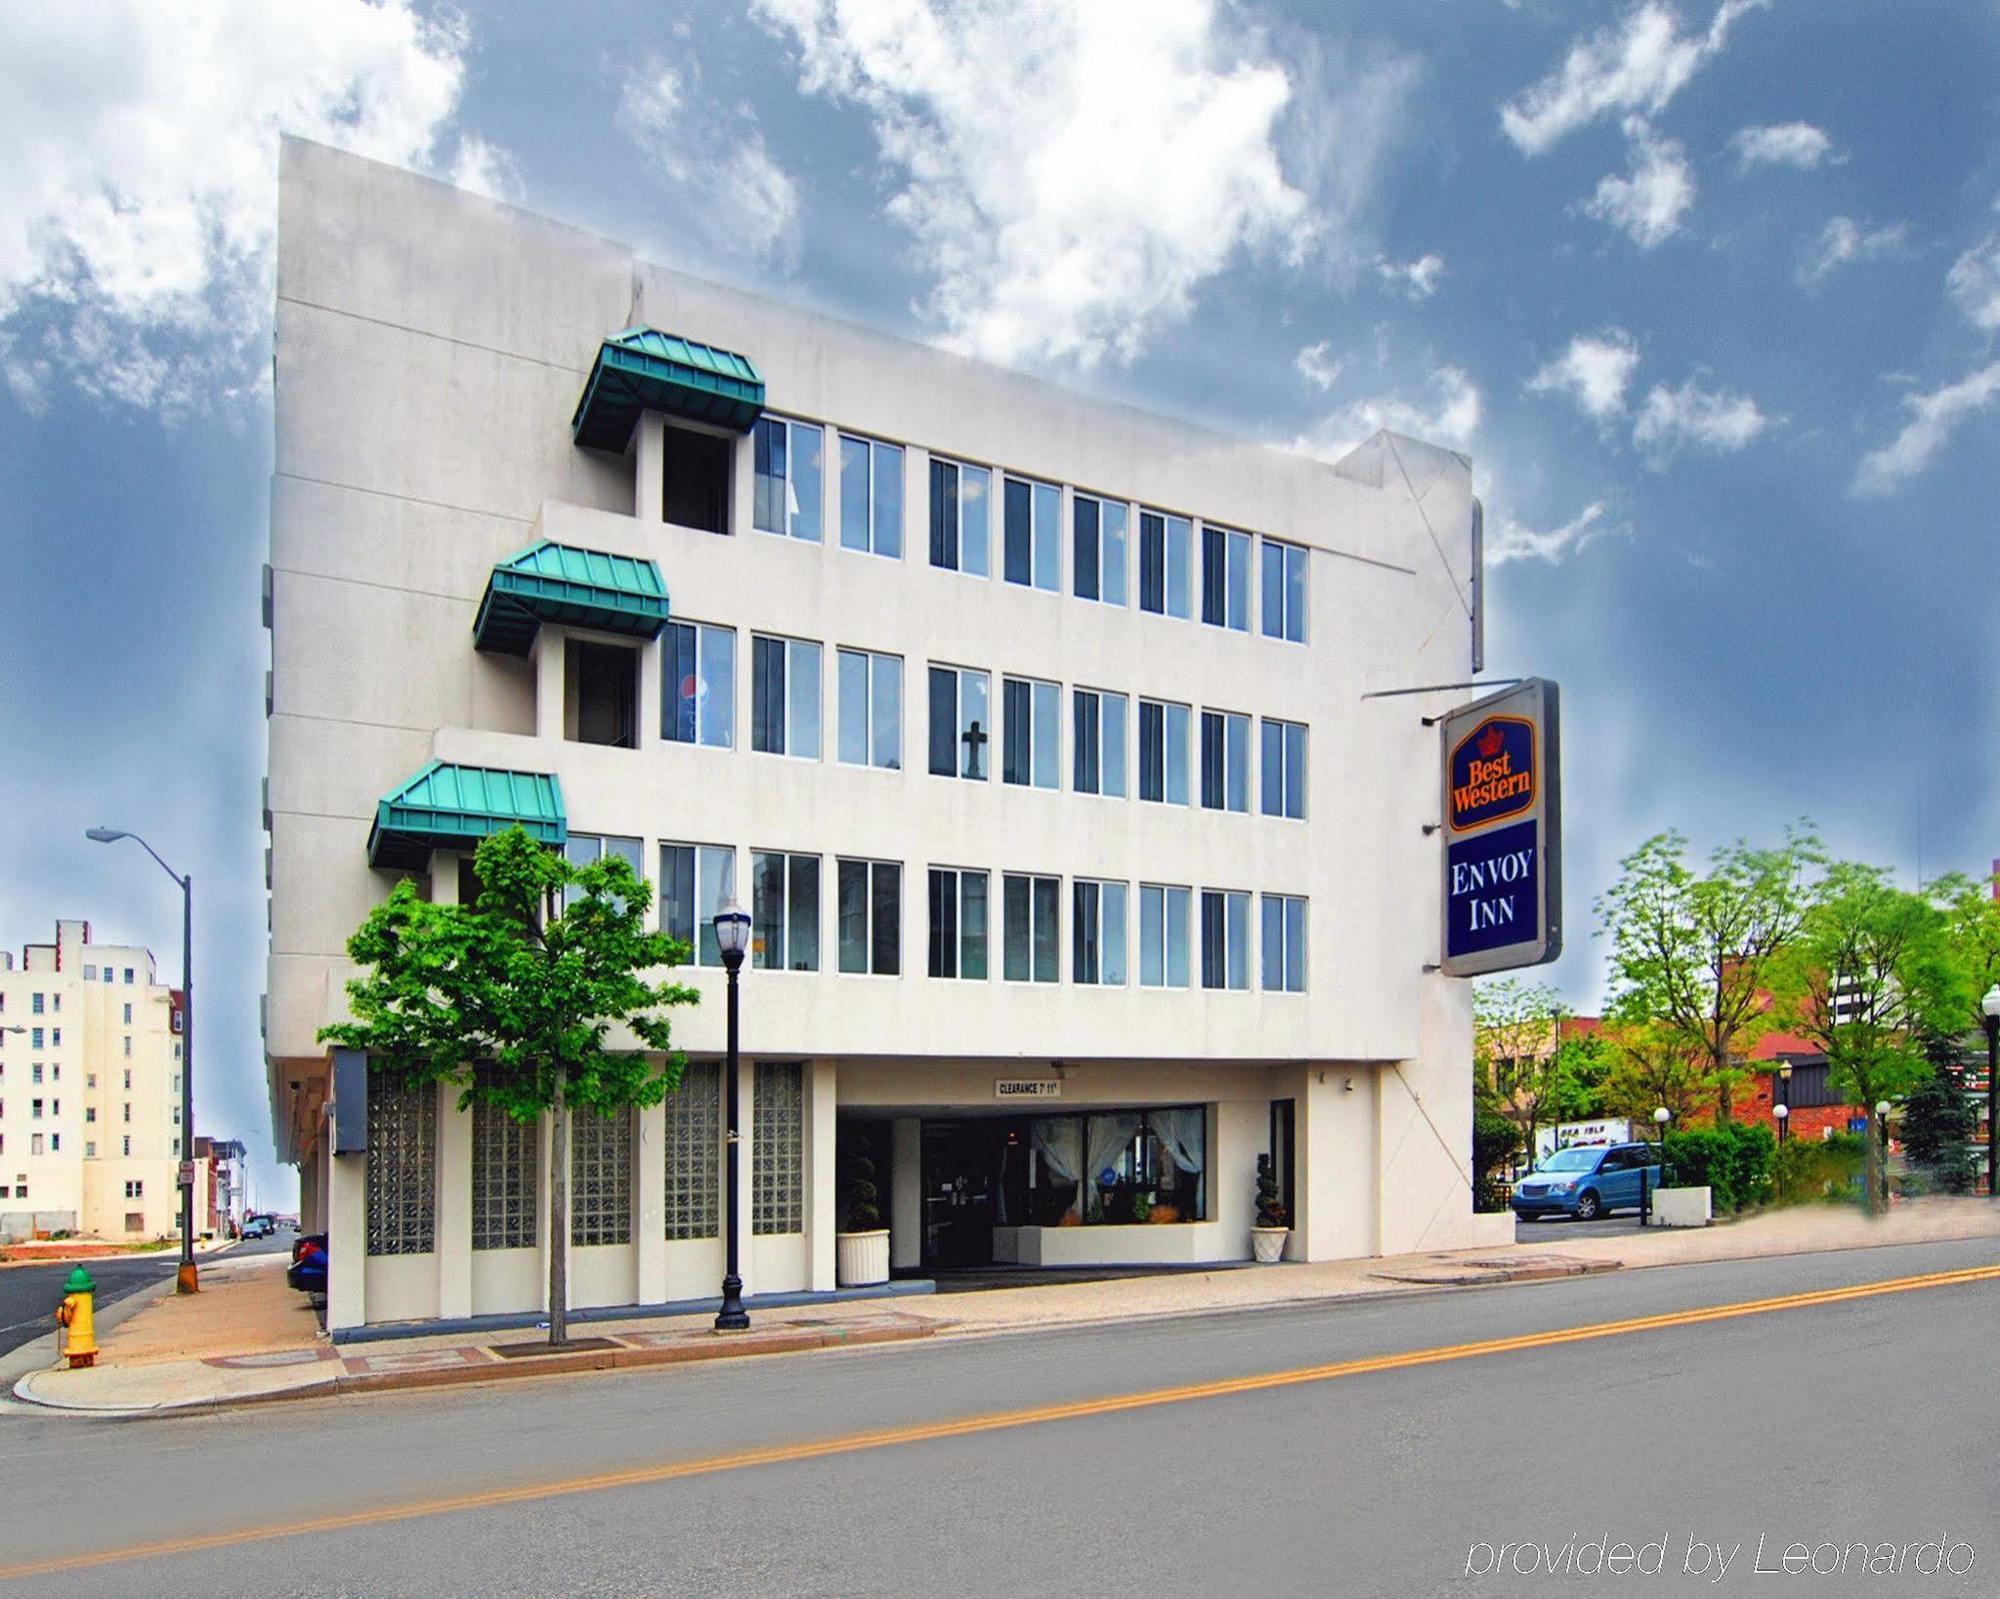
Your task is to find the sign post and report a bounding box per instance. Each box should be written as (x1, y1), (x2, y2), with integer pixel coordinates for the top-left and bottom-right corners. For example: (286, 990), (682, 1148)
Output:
(1440, 679), (1561, 977)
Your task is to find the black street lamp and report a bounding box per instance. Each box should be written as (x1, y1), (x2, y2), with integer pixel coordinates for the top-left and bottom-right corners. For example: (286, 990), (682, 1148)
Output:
(87, 827), (197, 1294)
(1875, 1099), (1893, 1214)
(712, 897), (753, 1332)
(1982, 985), (2000, 1201)
(1776, 1060), (1792, 1145)
(1773, 1103), (1790, 1145)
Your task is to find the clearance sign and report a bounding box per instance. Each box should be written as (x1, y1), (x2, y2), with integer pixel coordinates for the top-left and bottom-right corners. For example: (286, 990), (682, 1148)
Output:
(1440, 679), (1562, 977)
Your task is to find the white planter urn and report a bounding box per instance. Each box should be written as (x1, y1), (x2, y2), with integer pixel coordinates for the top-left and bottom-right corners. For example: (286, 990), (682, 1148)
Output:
(1250, 1226), (1290, 1264)
(836, 1229), (891, 1287)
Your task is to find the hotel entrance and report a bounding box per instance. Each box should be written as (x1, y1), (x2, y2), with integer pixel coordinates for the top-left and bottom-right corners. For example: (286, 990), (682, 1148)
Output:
(919, 1118), (1012, 1268)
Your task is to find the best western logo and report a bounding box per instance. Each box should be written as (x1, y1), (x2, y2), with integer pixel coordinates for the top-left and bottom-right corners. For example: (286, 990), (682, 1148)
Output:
(1448, 716), (1536, 833)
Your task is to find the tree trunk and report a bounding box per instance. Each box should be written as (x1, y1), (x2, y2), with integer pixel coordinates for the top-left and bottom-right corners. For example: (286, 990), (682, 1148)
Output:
(548, 1080), (568, 1346)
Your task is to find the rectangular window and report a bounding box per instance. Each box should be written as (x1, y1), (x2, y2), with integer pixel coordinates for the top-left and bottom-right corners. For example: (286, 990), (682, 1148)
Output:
(752, 416), (824, 541)
(659, 843), (737, 967)
(31, 1100), (41, 1119)
(751, 851), (821, 973)
(661, 621), (735, 748)
(1261, 895), (1308, 993)
(122, 1003), (132, 1025)
(562, 834), (645, 911)
(840, 434), (904, 558)
(122, 1036), (131, 1058)
(928, 457), (990, 576)
(124, 969), (134, 984)
(85, 1107), (95, 1123)
(1200, 890), (1252, 991)
(751, 634), (822, 759)
(1002, 676), (1061, 790)
(366, 1075), (435, 1257)
(570, 1106), (632, 1247)
(1202, 525), (1252, 631)
(837, 648), (902, 770)
(661, 424), (731, 534)
(82, 967), (94, 981)
(122, 1137), (129, 1156)
(1073, 494), (1129, 605)
(752, 1063), (805, 1234)
(31, 1064), (41, 1083)
(1002, 873), (1061, 984)
(567, 639), (638, 749)
(30, 1134), (41, 1155)
(1138, 699), (1191, 805)
(30, 994), (41, 1015)
(837, 859), (901, 975)
(1072, 880), (1129, 986)
(1003, 476), (1061, 591)
(1261, 538), (1307, 643)
(927, 867), (990, 980)
(471, 1086), (537, 1251)
(1138, 511), (1193, 619)
(1260, 718), (1309, 820)
(927, 664), (993, 780)
(664, 1061), (720, 1240)
(125, 1179), (144, 1200)
(1071, 688), (1127, 799)
(30, 1029), (41, 1050)
(122, 1103), (129, 1123)
(1200, 710), (1251, 813)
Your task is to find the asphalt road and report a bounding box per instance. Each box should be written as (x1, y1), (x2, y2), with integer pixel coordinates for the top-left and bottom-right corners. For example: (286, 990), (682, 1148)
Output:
(0, 1234), (289, 1359)
(2, 1235), (1997, 1597)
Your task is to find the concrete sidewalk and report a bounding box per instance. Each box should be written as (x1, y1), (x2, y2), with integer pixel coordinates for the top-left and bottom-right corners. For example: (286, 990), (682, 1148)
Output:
(15, 1198), (2000, 1416)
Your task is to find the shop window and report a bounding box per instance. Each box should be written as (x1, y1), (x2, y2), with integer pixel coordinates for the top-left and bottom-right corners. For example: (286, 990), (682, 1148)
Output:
(662, 423), (731, 534)
(752, 1063), (804, 1234)
(570, 1105), (632, 1247)
(665, 1062), (721, 1240)
(1025, 1108), (1207, 1225)
(366, 1075), (436, 1257)
(471, 1084), (537, 1251)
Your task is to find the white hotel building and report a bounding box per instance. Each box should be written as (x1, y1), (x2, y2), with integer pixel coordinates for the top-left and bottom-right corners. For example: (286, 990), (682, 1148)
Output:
(266, 140), (1500, 1335)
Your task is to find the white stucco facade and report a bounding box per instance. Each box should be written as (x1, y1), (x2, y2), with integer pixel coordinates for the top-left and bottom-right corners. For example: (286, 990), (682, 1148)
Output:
(266, 139), (1492, 1333)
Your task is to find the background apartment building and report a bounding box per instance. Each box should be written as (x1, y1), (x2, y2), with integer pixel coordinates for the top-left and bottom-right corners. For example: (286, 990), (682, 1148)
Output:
(266, 140), (1499, 1333)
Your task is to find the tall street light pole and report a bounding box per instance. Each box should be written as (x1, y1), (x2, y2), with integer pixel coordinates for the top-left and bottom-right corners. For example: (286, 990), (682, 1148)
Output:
(87, 827), (197, 1294)
(1982, 986), (2000, 1201)
(712, 898), (752, 1332)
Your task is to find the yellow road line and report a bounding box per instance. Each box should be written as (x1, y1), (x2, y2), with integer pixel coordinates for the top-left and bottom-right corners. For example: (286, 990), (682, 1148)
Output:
(7, 1261), (1997, 1582)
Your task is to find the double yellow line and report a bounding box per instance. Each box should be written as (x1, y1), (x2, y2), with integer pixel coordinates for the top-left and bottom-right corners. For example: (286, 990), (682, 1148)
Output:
(7, 1262), (1997, 1582)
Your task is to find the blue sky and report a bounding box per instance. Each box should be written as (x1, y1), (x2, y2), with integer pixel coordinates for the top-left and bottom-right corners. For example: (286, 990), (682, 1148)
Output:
(2, 1), (1997, 1196)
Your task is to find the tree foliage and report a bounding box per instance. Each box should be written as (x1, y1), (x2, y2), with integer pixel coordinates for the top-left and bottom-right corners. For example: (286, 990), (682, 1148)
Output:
(1473, 978), (1569, 1156)
(1597, 1017), (1709, 1127)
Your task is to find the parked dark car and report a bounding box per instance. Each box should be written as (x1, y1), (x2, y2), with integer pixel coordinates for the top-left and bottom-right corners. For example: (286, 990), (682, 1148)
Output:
(288, 1232), (327, 1293)
(242, 1215), (275, 1239)
(1511, 1142), (1662, 1221)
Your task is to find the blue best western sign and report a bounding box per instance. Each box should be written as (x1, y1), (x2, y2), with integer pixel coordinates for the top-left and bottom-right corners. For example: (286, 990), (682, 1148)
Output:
(1440, 680), (1561, 977)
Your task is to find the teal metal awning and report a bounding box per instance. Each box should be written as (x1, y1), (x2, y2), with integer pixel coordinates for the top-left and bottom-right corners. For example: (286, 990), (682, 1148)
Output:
(570, 326), (764, 452)
(472, 540), (670, 656)
(366, 761), (566, 871)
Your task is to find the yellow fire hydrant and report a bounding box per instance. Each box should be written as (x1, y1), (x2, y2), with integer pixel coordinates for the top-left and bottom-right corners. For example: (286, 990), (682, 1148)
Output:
(55, 1266), (97, 1369)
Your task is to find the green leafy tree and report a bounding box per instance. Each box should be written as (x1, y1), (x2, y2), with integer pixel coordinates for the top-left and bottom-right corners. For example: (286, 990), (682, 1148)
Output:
(1898, 1050), (1979, 1194)
(1598, 1016), (1709, 1128)
(1595, 826), (1820, 1121)
(1471, 1100), (1522, 1212)
(1474, 978), (1569, 1166)
(1551, 1030), (1612, 1122)
(321, 826), (700, 1345)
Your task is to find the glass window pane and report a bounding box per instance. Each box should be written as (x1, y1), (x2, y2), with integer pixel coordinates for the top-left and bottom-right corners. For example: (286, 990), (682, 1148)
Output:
(1167, 517), (1192, 619)
(928, 666), (956, 776)
(1166, 887), (1190, 987)
(1201, 891), (1223, 989)
(1165, 704), (1189, 806)
(929, 459), (958, 569)
(961, 670), (990, 779)
(664, 624), (694, 743)
(1261, 541), (1284, 638)
(1033, 876), (1060, 982)
(841, 435), (871, 552)
(1261, 895), (1283, 991)
(1073, 881), (1099, 984)
(1287, 722), (1308, 819)
(790, 422), (822, 541)
(753, 852), (786, 971)
(699, 627), (734, 748)
(1200, 712), (1223, 810)
(1226, 892), (1249, 990)
(1140, 886), (1164, 986)
(660, 846), (694, 947)
(1261, 720), (1282, 817)
(929, 869), (957, 979)
(962, 870), (989, 979)
(697, 846), (734, 967)
(1033, 680), (1058, 789)
(1073, 690), (1099, 795)
(753, 419), (783, 534)
(1226, 714), (1249, 812)
(789, 856), (820, 972)
(1004, 875), (1030, 981)
(1227, 532), (1250, 631)
(1034, 482), (1060, 591)
(1074, 497), (1100, 601)
(1202, 528), (1226, 627)
(871, 863), (900, 975)
(1102, 882), (1127, 984)
(1102, 503), (1128, 606)
(1139, 701), (1163, 802)
(1004, 477), (1032, 586)
(1003, 678), (1031, 786)
(790, 641), (821, 759)
(1287, 545), (1306, 642)
(1140, 513), (1165, 613)
(1102, 693), (1126, 798)
(1286, 897), (1307, 991)
(838, 860), (868, 974)
(961, 466), (990, 577)
(838, 649), (869, 766)
(872, 653), (900, 769)
(752, 636), (783, 754)
(873, 442), (903, 559)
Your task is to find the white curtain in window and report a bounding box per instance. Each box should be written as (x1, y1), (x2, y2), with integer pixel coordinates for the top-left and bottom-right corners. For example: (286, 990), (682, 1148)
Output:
(1031, 1117), (1079, 1182)
(1085, 1114), (1143, 1194)
(1150, 1107), (1204, 1174)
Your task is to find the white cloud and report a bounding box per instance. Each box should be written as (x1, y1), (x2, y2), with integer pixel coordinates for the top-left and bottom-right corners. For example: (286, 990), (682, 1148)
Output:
(618, 65), (803, 273)
(1731, 121), (1833, 171)
(448, 136), (523, 203)
(753, 0), (1417, 369)
(1377, 252), (1445, 300)
(1488, 501), (1620, 566)
(1295, 365), (1481, 458)
(1294, 340), (1343, 392)
(1852, 362), (2000, 496)
(1797, 216), (1908, 286)
(1632, 377), (1769, 465)
(1528, 329), (1641, 421)
(1500, 0), (1768, 156)
(1584, 120), (1695, 248)
(1947, 232), (2000, 330)
(0, 1), (491, 413)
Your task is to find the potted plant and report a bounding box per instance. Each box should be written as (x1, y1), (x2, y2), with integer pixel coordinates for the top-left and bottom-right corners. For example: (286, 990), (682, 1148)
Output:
(1251, 1153), (1290, 1263)
(835, 1143), (890, 1287)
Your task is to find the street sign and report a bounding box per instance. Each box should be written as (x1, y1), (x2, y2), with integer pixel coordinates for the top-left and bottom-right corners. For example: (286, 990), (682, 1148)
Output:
(178, 1160), (195, 1187)
(1440, 678), (1562, 976)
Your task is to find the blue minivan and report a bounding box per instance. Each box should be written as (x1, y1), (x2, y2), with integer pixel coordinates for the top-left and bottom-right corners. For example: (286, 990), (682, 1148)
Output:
(1511, 1142), (1663, 1221)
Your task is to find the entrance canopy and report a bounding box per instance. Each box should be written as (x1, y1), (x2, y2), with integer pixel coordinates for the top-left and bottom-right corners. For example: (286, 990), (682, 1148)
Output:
(367, 760), (566, 871)
(472, 540), (669, 657)
(570, 326), (765, 452)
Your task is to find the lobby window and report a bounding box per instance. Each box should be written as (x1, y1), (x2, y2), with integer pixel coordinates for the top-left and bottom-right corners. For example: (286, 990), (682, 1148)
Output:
(1072, 688), (1128, 798)
(365, 1074), (436, 1257)
(1002, 676), (1061, 790)
(1002, 873), (1061, 984)
(837, 859), (902, 976)
(665, 1061), (720, 1240)
(840, 433), (904, 558)
(752, 416), (824, 542)
(1202, 525), (1252, 632)
(752, 635), (822, 759)
(1072, 880), (1128, 986)
(661, 621), (735, 748)
(661, 423), (731, 535)
(1003, 475), (1061, 592)
(1260, 718), (1308, 820)
(929, 457), (991, 576)
(1200, 710), (1251, 813)
(837, 648), (902, 770)
(1261, 538), (1308, 643)
(1138, 699), (1191, 806)
(927, 664), (992, 780)
(1138, 510), (1192, 619)
(927, 867), (990, 980)
(1261, 894), (1308, 993)
(1073, 493), (1129, 605)
(1026, 1109), (1206, 1225)
(566, 639), (639, 749)
(563, 834), (645, 911)
(751, 851), (821, 972)
(660, 843), (737, 967)
(1200, 890), (1251, 991)
(752, 1063), (804, 1235)
(570, 1106), (632, 1247)
(471, 1085), (539, 1252)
